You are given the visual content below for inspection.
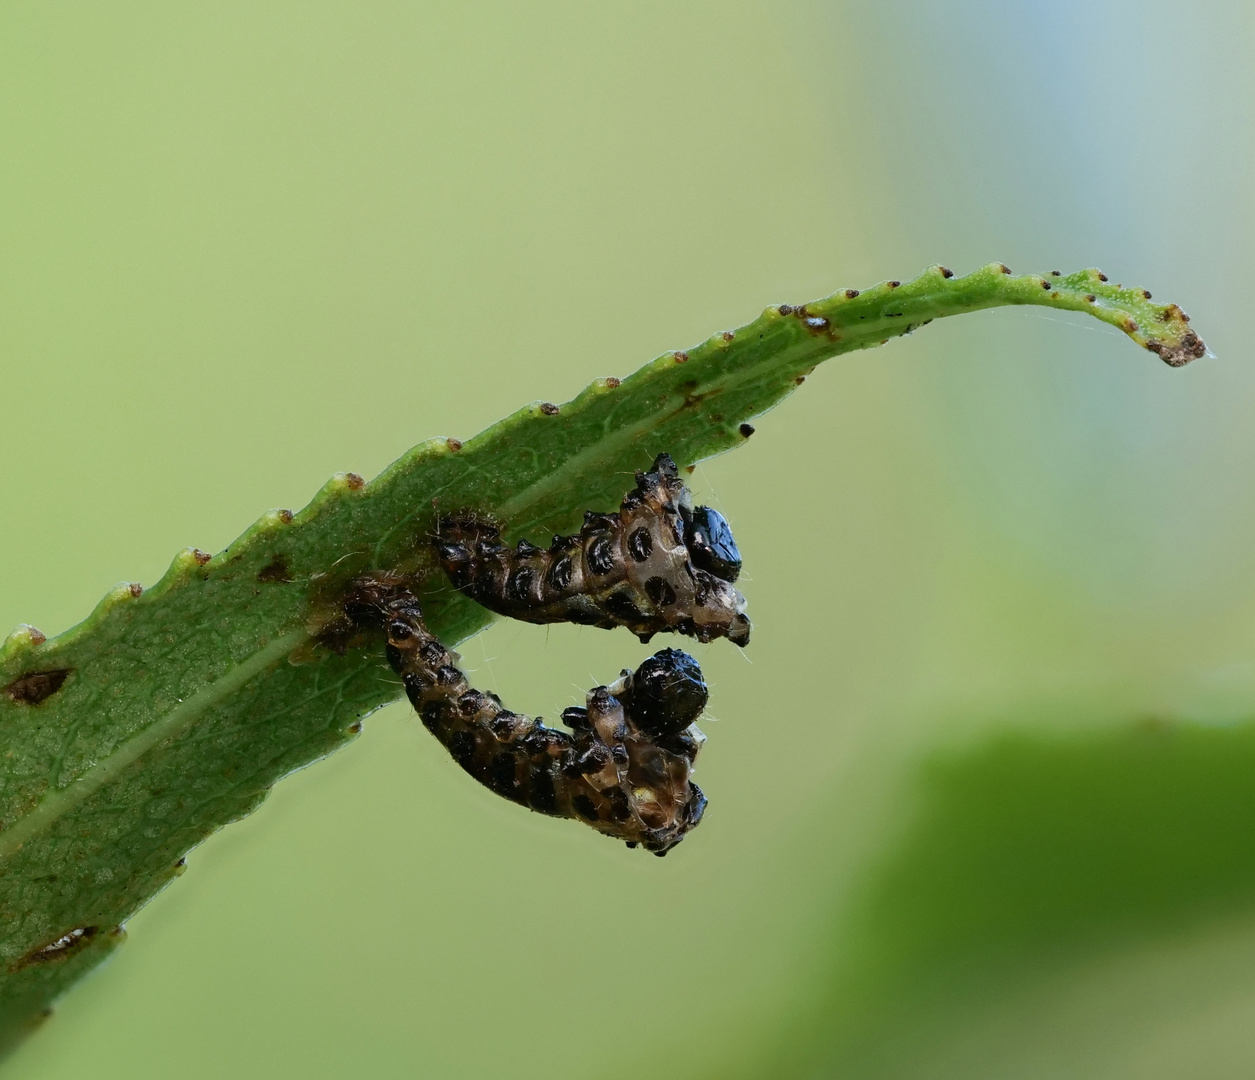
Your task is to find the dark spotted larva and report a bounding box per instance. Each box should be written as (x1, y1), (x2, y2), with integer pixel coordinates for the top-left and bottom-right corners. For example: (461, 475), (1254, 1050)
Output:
(346, 574), (709, 855)
(435, 453), (751, 647)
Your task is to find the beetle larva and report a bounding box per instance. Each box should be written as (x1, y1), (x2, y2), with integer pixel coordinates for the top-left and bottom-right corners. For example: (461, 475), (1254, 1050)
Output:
(435, 453), (751, 647)
(346, 574), (709, 855)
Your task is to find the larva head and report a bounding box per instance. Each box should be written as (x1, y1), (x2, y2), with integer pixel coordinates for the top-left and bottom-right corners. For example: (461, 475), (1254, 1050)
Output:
(685, 506), (742, 583)
(625, 648), (708, 737)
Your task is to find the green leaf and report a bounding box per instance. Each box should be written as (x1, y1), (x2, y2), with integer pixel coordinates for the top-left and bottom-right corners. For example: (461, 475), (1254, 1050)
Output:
(0, 263), (1205, 1050)
(739, 717), (1255, 1079)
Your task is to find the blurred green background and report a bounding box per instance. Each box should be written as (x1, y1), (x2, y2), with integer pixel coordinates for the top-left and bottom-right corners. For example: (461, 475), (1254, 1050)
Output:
(1, 2), (1251, 1076)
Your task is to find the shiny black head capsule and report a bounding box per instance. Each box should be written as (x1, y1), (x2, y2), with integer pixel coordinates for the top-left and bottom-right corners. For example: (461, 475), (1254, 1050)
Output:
(626, 648), (708, 737)
(686, 506), (742, 583)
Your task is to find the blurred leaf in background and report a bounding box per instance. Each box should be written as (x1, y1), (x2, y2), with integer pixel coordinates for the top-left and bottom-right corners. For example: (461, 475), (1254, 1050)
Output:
(0, 1), (1249, 1078)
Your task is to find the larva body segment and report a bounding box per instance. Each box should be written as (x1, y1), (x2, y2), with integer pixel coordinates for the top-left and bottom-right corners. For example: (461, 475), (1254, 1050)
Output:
(347, 575), (708, 855)
(436, 453), (751, 647)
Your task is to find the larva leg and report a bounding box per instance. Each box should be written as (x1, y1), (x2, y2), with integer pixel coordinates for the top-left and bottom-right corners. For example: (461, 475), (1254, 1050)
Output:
(347, 574), (709, 855)
(436, 453), (751, 647)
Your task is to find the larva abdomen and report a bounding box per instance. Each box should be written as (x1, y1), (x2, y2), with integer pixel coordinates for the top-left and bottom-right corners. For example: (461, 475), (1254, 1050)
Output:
(436, 454), (751, 646)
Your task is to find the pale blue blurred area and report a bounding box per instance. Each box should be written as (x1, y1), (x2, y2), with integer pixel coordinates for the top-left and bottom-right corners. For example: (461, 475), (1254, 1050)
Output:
(2, 1), (1253, 1077)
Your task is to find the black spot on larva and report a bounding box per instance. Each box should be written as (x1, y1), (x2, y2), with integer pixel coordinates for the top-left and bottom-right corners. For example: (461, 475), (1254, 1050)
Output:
(506, 567), (536, 602)
(530, 762), (559, 814)
(939, 266), (953, 278)
(4, 668), (72, 706)
(419, 641), (445, 666)
(644, 576), (678, 608)
(449, 730), (476, 767)
(10, 926), (98, 971)
(605, 591), (644, 622)
(561, 706), (590, 730)
(739, 423), (755, 438)
(420, 701), (443, 728)
(257, 556), (293, 584)
(587, 535), (616, 576)
(540, 402), (559, 416)
(436, 664), (462, 686)
(604, 788), (632, 823)
(489, 752), (520, 797)
(547, 554), (574, 590)
(628, 527), (653, 562)
(573, 794), (599, 822)
(458, 690), (487, 716)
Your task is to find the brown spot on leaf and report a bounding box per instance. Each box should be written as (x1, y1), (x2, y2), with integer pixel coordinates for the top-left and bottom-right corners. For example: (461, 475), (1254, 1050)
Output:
(277, 509), (294, 524)
(1050, 270), (1061, 277)
(999, 264), (1012, 274)
(1097, 272), (1108, 282)
(795, 376), (806, 385)
(4, 668), (72, 705)
(778, 304), (794, 315)
(939, 266), (953, 278)
(1085, 294), (1097, 303)
(721, 331), (734, 342)
(348, 721), (363, 734)
(844, 289), (860, 298)
(539, 402), (560, 415)
(345, 472), (366, 489)
(445, 439), (463, 453)
(887, 280), (901, 289)
(739, 423), (755, 438)
(604, 377), (621, 389)
(1041, 281), (1052, 290)
(27, 627), (46, 646)
(10, 926), (98, 971)
(674, 351), (689, 363)
(1141, 289), (1152, 299)
(192, 549), (212, 566)
(1124, 318), (1139, 333)
(128, 582), (143, 598)
(257, 557), (294, 584)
